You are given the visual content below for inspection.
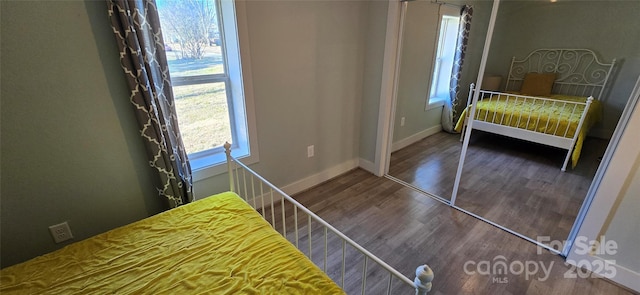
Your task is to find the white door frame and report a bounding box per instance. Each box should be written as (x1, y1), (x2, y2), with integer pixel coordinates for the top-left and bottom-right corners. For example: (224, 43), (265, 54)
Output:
(373, 0), (404, 177)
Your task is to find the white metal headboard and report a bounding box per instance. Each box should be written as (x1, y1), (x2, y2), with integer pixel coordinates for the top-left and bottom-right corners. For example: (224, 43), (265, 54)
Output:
(505, 49), (616, 98)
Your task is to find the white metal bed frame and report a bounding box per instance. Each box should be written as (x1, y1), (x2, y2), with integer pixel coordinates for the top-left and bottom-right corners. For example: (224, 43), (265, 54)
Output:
(462, 49), (616, 171)
(224, 143), (434, 295)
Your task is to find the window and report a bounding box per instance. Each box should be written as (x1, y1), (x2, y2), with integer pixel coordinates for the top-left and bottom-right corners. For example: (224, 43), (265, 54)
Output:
(157, 0), (257, 180)
(428, 7), (461, 106)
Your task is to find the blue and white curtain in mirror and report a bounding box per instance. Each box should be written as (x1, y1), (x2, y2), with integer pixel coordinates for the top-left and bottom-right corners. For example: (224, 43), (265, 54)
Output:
(107, 0), (193, 208)
(442, 5), (473, 133)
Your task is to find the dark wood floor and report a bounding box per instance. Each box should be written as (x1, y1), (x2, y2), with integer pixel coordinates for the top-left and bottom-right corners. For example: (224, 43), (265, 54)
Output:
(388, 131), (608, 245)
(291, 168), (634, 295)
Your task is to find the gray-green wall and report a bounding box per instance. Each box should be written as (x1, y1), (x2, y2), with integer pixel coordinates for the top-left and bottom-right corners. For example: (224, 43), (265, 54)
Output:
(1, 1), (163, 267)
(393, 0), (640, 144)
(195, 0), (369, 195)
(359, 1), (389, 164)
(1, 0), (381, 267)
(485, 1), (640, 138)
(392, 0), (493, 144)
(393, 1), (441, 143)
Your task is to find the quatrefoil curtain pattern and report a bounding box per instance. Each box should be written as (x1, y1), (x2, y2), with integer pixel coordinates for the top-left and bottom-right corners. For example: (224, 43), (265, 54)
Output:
(107, 0), (193, 208)
(442, 5), (473, 133)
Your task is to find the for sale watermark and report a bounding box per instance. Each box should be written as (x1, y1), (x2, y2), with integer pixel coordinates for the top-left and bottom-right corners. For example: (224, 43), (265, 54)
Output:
(538, 235), (618, 280)
(536, 235), (618, 256)
(462, 236), (618, 283)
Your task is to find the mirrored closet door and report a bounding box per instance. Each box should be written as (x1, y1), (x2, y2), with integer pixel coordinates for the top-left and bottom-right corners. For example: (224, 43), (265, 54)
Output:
(386, 0), (493, 202)
(451, 0), (640, 248)
(385, 0), (640, 251)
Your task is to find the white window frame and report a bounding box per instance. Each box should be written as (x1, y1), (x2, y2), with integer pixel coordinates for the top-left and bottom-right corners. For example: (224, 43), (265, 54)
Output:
(165, 0), (258, 181)
(426, 5), (461, 110)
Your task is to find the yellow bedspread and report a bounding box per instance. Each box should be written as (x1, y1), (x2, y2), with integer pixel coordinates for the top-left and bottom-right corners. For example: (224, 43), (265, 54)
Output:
(454, 94), (602, 168)
(0, 192), (344, 294)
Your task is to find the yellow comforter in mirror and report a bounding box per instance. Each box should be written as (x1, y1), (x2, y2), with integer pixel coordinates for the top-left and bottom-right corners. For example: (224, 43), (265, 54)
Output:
(454, 94), (602, 168)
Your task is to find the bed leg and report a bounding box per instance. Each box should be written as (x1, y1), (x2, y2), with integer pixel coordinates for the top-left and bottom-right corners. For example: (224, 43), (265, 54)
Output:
(460, 118), (467, 142)
(561, 152), (570, 172)
(414, 264), (434, 295)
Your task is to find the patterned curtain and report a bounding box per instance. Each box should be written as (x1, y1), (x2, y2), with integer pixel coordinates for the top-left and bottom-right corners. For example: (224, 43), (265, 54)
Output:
(442, 5), (473, 133)
(107, 0), (193, 208)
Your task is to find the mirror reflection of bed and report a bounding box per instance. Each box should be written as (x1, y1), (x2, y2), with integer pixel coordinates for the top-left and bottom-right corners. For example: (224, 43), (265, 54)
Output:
(387, 0), (639, 246)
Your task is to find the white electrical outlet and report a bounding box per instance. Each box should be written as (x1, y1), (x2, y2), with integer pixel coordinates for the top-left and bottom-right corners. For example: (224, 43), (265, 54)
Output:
(307, 145), (314, 158)
(49, 221), (74, 243)
(400, 117), (406, 126)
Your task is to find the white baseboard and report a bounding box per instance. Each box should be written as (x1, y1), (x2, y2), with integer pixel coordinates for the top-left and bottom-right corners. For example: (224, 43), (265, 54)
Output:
(234, 159), (359, 209)
(392, 125), (442, 152)
(280, 159), (359, 196)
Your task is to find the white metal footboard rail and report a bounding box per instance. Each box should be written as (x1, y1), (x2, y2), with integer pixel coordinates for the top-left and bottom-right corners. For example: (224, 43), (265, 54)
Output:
(463, 83), (593, 171)
(224, 143), (433, 295)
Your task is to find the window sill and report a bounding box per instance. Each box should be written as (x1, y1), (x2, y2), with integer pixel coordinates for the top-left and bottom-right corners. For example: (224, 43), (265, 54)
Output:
(426, 97), (446, 111)
(191, 148), (259, 182)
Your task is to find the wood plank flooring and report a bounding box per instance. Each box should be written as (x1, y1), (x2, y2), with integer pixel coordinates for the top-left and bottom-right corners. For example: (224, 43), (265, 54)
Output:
(290, 168), (634, 295)
(388, 131), (608, 245)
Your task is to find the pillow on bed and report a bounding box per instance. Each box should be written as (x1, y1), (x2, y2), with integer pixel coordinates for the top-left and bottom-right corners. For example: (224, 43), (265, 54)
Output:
(520, 72), (557, 96)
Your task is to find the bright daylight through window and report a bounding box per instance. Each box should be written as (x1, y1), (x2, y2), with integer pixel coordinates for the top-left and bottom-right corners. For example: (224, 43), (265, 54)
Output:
(156, 0), (255, 176)
(429, 11), (461, 104)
